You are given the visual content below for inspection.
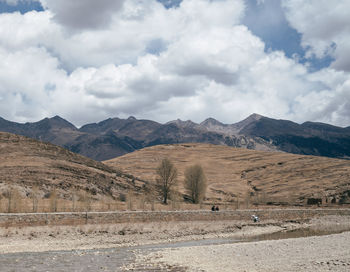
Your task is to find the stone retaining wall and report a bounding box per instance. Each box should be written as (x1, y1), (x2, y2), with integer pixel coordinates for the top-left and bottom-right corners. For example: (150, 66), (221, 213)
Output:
(0, 209), (350, 228)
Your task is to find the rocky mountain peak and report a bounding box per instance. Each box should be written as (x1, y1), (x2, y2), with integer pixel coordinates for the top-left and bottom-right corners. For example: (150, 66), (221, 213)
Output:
(200, 117), (224, 127)
(249, 113), (263, 120)
(199, 117), (241, 135)
(45, 115), (77, 130)
(167, 119), (199, 129)
(233, 113), (264, 132)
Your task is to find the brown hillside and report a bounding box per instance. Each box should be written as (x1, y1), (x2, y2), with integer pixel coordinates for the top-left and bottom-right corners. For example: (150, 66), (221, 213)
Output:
(0, 132), (144, 207)
(105, 143), (350, 205)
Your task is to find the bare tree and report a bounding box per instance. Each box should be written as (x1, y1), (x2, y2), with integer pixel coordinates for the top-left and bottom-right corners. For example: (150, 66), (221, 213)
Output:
(72, 187), (78, 212)
(49, 188), (58, 212)
(156, 158), (178, 204)
(6, 188), (13, 213)
(31, 186), (39, 213)
(6, 187), (22, 213)
(185, 164), (207, 204)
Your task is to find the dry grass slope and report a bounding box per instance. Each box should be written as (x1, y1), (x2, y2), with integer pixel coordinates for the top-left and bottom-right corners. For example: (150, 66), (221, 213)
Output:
(0, 132), (147, 212)
(2, 131), (350, 212)
(105, 143), (350, 206)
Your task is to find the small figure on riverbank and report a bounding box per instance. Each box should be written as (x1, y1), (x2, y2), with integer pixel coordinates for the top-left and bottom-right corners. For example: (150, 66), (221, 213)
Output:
(211, 205), (216, 211)
(251, 214), (259, 222)
(215, 206), (219, 211)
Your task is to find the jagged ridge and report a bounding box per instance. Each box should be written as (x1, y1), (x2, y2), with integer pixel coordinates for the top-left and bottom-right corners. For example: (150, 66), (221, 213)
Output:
(1, 114), (350, 160)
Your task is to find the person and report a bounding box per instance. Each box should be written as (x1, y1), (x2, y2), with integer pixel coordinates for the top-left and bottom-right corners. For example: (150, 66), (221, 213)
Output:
(251, 214), (259, 222)
(211, 205), (215, 211)
(215, 206), (219, 211)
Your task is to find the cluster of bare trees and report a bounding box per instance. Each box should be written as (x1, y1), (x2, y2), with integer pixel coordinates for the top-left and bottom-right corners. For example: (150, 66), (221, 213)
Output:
(156, 158), (207, 204)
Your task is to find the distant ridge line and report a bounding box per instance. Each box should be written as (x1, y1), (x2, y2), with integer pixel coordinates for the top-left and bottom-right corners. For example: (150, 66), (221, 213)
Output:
(0, 114), (350, 161)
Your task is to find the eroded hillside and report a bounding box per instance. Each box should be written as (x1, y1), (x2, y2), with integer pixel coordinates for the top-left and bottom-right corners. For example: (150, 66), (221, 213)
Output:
(0, 132), (145, 208)
(105, 144), (350, 205)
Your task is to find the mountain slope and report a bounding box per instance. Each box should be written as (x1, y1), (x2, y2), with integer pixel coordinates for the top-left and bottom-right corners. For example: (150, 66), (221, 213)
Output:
(67, 131), (143, 161)
(0, 115), (83, 147)
(105, 143), (350, 206)
(240, 116), (350, 158)
(0, 132), (144, 205)
(200, 117), (237, 134)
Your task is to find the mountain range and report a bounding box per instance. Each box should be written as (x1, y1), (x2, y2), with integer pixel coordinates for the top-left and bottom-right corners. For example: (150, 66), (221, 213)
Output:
(1, 114), (350, 161)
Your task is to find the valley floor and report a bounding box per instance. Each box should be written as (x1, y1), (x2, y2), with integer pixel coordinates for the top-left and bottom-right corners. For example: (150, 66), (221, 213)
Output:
(128, 229), (350, 272)
(0, 219), (290, 254)
(0, 215), (350, 271)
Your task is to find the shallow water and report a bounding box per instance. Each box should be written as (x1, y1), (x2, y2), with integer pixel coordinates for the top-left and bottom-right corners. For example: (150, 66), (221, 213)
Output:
(133, 227), (347, 250)
(0, 228), (347, 272)
(134, 237), (241, 250)
(247, 227), (346, 243)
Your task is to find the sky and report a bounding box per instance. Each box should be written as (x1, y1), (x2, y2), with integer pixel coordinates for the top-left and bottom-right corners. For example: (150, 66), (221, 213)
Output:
(0, 0), (349, 127)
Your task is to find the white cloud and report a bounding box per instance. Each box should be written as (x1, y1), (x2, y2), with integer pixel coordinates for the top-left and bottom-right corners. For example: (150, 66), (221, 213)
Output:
(292, 68), (350, 126)
(0, 11), (55, 51)
(39, 0), (126, 30)
(0, 46), (66, 122)
(0, 0), (349, 127)
(282, 0), (350, 71)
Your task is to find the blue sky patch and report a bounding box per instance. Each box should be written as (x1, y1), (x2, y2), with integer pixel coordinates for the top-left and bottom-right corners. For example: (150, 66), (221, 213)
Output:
(242, 0), (333, 71)
(145, 38), (168, 56)
(0, 0), (43, 14)
(157, 0), (182, 9)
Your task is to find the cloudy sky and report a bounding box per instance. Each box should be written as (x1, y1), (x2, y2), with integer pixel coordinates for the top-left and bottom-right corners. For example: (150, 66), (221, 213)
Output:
(0, 0), (349, 127)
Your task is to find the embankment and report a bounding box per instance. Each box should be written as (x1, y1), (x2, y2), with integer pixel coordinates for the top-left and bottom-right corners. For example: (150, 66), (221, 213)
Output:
(1, 208), (350, 227)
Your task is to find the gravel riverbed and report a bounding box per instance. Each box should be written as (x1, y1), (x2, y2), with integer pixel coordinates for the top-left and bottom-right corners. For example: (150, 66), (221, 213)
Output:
(0, 215), (349, 271)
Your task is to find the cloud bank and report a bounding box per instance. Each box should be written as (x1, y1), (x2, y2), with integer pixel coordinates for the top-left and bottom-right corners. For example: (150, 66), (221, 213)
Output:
(0, 0), (349, 127)
(40, 0), (126, 30)
(282, 0), (350, 72)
